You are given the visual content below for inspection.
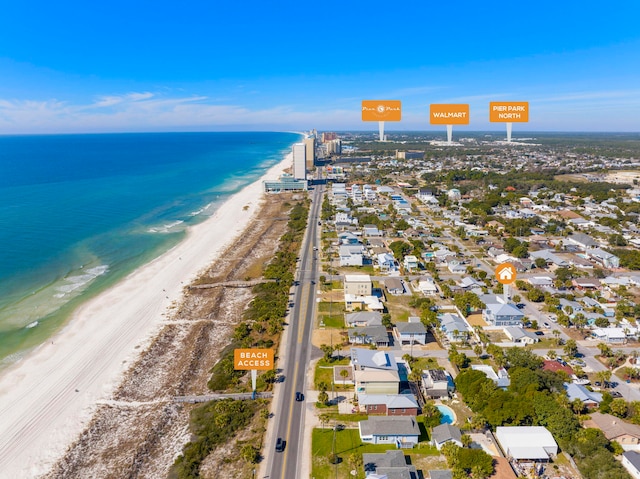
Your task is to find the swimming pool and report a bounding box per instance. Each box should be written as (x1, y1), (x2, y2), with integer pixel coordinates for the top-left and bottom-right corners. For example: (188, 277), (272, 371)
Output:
(437, 405), (456, 424)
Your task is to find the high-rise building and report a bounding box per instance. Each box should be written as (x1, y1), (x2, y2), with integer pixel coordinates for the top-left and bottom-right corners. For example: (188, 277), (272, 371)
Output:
(322, 132), (337, 142)
(292, 143), (306, 180)
(326, 139), (342, 155)
(304, 136), (316, 169)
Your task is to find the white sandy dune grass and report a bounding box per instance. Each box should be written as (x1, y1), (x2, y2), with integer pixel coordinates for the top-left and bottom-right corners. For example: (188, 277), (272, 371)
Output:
(0, 154), (292, 478)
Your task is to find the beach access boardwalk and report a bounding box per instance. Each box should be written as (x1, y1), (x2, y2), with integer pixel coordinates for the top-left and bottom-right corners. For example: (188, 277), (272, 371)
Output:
(174, 392), (273, 403)
(188, 278), (276, 290)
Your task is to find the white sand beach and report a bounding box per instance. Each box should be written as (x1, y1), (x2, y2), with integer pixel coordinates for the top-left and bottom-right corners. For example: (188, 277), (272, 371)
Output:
(0, 154), (292, 478)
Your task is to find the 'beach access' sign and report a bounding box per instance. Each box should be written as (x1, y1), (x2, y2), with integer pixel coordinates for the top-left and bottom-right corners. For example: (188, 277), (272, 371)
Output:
(234, 348), (274, 370)
(361, 100), (402, 121)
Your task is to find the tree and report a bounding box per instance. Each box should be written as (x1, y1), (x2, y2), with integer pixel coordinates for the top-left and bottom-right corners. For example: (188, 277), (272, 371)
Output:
(321, 344), (335, 362)
(564, 339), (579, 358)
(317, 390), (329, 405)
(597, 342), (613, 358)
(389, 240), (412, 261)
(610, 398), (629, 418)
(240, 444), (260, 464)
(461, 434), (472, 447)
(534, 257), (547, 269)
(339, 368), (349, 389)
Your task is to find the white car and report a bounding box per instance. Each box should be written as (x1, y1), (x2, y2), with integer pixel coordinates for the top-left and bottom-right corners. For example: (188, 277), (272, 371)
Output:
(543, 322), (551, 329)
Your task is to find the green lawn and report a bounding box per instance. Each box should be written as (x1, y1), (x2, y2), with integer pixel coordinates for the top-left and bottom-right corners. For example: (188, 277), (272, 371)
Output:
(315, 357), (351, 390)
(311, 428), (439, 479)
(319, 314), (345, 328)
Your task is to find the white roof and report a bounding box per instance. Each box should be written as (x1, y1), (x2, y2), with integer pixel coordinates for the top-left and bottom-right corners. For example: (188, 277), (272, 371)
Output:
(345, 274), (371, 283)
(495, 426), (557, 460)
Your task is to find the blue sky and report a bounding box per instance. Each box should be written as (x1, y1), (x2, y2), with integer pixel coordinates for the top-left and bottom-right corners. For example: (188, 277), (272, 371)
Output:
(0, 0), (639, 133)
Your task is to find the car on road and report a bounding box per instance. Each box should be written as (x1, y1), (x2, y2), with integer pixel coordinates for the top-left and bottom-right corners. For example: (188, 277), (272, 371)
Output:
(295, 392), (304, 402)
(275, 438), (286, 452)
(543, 322), (551, 329)
(516, 303), (526, 309)
(313, 246), (318, 251)
(610, 391), (623, 398)
(534, 331), (544, 336)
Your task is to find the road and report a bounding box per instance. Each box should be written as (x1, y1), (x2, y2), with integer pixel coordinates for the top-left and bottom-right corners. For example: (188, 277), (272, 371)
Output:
(266, 182), (323, 479)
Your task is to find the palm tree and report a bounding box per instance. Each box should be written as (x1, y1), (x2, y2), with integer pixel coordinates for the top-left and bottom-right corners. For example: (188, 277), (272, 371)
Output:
(547, 350), (557, 360)
(339, 368), (349, 389)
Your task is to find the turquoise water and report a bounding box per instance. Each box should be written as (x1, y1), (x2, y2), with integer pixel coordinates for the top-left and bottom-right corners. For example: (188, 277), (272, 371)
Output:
(437, 405), (455, 424)
(0, 132), (301, 364)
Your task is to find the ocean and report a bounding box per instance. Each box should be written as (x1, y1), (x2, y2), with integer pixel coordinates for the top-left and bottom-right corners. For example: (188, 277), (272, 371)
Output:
(0, 131), (301, 365)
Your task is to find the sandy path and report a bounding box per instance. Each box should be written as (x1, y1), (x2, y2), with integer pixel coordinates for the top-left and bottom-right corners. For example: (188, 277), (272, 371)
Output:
(0, 153), (292, 479)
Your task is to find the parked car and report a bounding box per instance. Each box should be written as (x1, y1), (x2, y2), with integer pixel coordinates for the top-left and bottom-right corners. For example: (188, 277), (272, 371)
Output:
(610, 391), (623, 398)
(516, 303), (526, 309)
(543, 322), (551, 328)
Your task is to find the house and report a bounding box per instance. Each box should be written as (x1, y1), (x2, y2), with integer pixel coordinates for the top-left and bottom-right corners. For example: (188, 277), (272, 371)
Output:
(385, 278), (405, 295)
(363, 224), (383, 237)
(393, 318), (428, 345)
(592, 327), (628, 344)
(458, 276), (483, 290)
(572, 278), (602, 290)
(362, 450), (418, 479)
(351, 348), (401, 395)
(338, 231), (360, 244)
(504, 326), (539, 344)
(566, 233), (598, 250)
(417, 276), (438, 296)
(483, 301), (525, 327)
(339, 244), (365, 266)
(495, 426), (558, 461)
(564, 383), (603, 408)
(345, 294), (384, 312)
(421, 369), (453, 398)
(344, 274), (373, 296)
(403, 255), (420, 272)
(471, 365), (510, 388)
(359, 416), (420, 448)
(440, 313), (472, 342)
(348, 326), (390, 347)
(529, 250), (569, 267)
(622, 451), (640, 479)
(587, 248), (620, 268)
(358, 393), (420, 416)
(584, 412), (640, 451)
(431, 424), (462, 450)
(378, 252), (398, 272)
(346, 311), (383, 327)
(447, 260), (467, 274)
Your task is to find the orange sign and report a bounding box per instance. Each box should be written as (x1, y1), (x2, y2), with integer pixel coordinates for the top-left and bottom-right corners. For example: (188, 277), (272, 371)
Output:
(495, 263), (517, 285)
(234, 348), (274, 370)
(362, 100), (402, 121)
(430, 104), (470, 125)
(489, 102), (529, 122)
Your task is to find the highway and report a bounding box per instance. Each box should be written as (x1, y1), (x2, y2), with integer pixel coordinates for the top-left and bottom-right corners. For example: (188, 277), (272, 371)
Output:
(266, 182), (323, 479)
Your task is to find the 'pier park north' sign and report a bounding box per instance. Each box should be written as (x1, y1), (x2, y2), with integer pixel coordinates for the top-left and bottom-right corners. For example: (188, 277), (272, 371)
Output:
(234, 348), (274, 370)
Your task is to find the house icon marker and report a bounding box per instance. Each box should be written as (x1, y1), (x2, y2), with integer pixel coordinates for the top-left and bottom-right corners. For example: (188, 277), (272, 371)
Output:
(495, 263), (516, 285)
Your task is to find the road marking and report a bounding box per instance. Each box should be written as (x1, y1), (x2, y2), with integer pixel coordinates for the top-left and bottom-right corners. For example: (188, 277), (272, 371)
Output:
(281, 360), (300, 479)
(298, 284), (309, 344)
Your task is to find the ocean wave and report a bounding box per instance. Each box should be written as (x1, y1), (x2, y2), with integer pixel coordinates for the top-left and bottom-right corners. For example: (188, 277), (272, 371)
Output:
(53, 265), (109, 298)
(147, 220), (185, 234)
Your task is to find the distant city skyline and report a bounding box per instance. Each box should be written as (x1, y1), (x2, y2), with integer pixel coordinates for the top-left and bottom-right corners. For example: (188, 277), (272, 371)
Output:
(1, 1), (639, 134)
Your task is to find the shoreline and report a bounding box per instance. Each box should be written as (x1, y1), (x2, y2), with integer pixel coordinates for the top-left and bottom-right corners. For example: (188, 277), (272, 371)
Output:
(0, 152), (293, 478)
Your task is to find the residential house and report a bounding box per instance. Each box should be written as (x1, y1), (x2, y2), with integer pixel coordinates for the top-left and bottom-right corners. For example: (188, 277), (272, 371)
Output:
(458, 276), (483, 290)
(422, 369), (452, 398)
(362, 450), (418, 479)
(439, 313), (472, 342)
(504, 326), (539, 344)
(345, 274), (373, 296)
(417, 276), (438, 296)
(495, 426), (558, 461)
(378, 253), (398, 272)
(348, 326), (390, 347)
(359, 416), (420, 448)
(592, 327), (629, 344)
(566, 233), (598, 250)
(358, 393), (420, 416)
(584, 412), (640, 451)
(351, 348), (401, 395)
(564, 383), (603, 408)
(339, 244), (365, 266)
(572, 278), (602, 290)
(483, 300), (525, 327)
(431, 424), (463, 450)
(338, 231), (360, 245)
(622, 451), (640, 479)
(529, 250), (569, 267)
(471, 365), (510, 388)
(384, 278), (405, 295)
(403, 255), (420, 272)
(393, 318), (427, 345)
(587, 248), (620, 268)
(346, 311), (383, 327)
(363, 224), (383, 237)
(447, 260), (467, 274)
